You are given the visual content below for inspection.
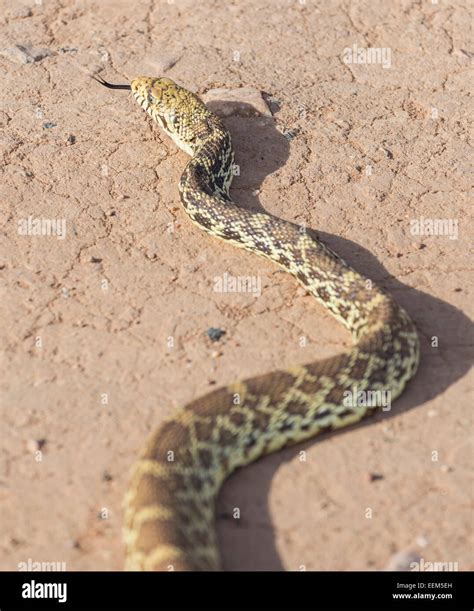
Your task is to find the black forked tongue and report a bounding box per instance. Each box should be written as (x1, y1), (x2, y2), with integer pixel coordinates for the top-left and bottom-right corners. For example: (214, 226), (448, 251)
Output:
(92, 75), (131, 90)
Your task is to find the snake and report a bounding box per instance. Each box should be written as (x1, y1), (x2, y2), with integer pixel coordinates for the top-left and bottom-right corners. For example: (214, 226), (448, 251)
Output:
(93, 74), (420, 571)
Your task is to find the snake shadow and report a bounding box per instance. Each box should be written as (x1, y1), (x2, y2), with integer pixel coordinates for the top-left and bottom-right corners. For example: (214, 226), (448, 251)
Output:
(209, 102), (473, 571)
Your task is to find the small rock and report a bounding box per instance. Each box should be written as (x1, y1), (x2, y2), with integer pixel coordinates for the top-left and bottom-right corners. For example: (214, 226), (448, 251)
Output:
(455, 48), (474, 59)
(263, 94), (281, 113)
(440, 464), (453, 473)
(58, 47), (78, 55)
(6, 164), (31, 178)
(281, 127), (299, 141)
(382, 425), (395, 438)
(66, 134), (76, 145)
(385, 550), (420, 571)
(91, 256), (102, 264)
(26, 438), (46, 453)
(203, 87), (272, 118)
(9, 536), (22, 547)
(297, 105), (307, 118)
(42, 121), (57, 129)
(6, 6), (32, 19)
(0, 111), (11, 127)
(211, 350), (222, 358)
(152, 54), (180, 72)
(415, 535), (429, 548)
(367, 472), (384, 482)
(0, 44), (53, 64)
(102, 471), (113, 482)
(206, 327), (226, 342)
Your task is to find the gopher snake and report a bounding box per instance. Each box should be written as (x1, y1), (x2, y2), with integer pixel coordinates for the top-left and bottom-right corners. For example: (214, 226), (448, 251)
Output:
(94, 75), (420, 571)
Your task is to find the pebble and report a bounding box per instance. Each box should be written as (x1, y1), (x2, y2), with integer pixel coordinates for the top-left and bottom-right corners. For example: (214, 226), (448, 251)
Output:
(415, 535), (430, 548)
(8, 536), (22, 547)
(264, 94), (282, 113)
(6, 6), (32, 19)
(26, 438), (46, 453)
(384, 549), (420, 571)
(382, 425), (396, 439)
(58, 47), (78, 55)
(202, 87), (272, 118)
(206, 327), (226, 342)
(0, 111), (10, 127)
(367, 472), (384, 482)
(281, 127), (299, 141)
(7, 164), (31, 178)
(43, 122), (57, 129)
(0, 44), (53, 64)
(151, 54), (180, 72)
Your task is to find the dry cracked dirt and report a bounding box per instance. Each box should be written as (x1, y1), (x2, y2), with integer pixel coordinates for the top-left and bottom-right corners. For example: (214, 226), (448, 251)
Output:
(0, 0), (472, 571)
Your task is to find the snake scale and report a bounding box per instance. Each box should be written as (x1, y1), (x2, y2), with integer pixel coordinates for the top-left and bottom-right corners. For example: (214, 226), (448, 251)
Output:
(94, 75), (420, 571)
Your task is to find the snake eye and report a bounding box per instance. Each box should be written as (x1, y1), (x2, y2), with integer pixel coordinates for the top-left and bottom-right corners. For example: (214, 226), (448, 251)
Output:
(147, 92), (157, 105)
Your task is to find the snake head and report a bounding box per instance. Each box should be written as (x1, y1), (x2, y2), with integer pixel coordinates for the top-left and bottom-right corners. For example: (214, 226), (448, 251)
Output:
(131, 76), (177, 110)
(131, 77), (179, 129)
(130, 76), (207, 155)
(95, 74), (214, 155)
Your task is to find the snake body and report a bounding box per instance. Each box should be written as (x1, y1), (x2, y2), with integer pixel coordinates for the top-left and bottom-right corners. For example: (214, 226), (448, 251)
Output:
(96, 76), (419, 571)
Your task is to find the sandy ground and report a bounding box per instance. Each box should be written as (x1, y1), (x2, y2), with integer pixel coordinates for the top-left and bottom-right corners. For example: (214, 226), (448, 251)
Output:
(0, 0), (472, 572)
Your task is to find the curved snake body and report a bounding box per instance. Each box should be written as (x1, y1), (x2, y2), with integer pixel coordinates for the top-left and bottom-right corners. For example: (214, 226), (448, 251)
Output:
(96, 76), (419, 571)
